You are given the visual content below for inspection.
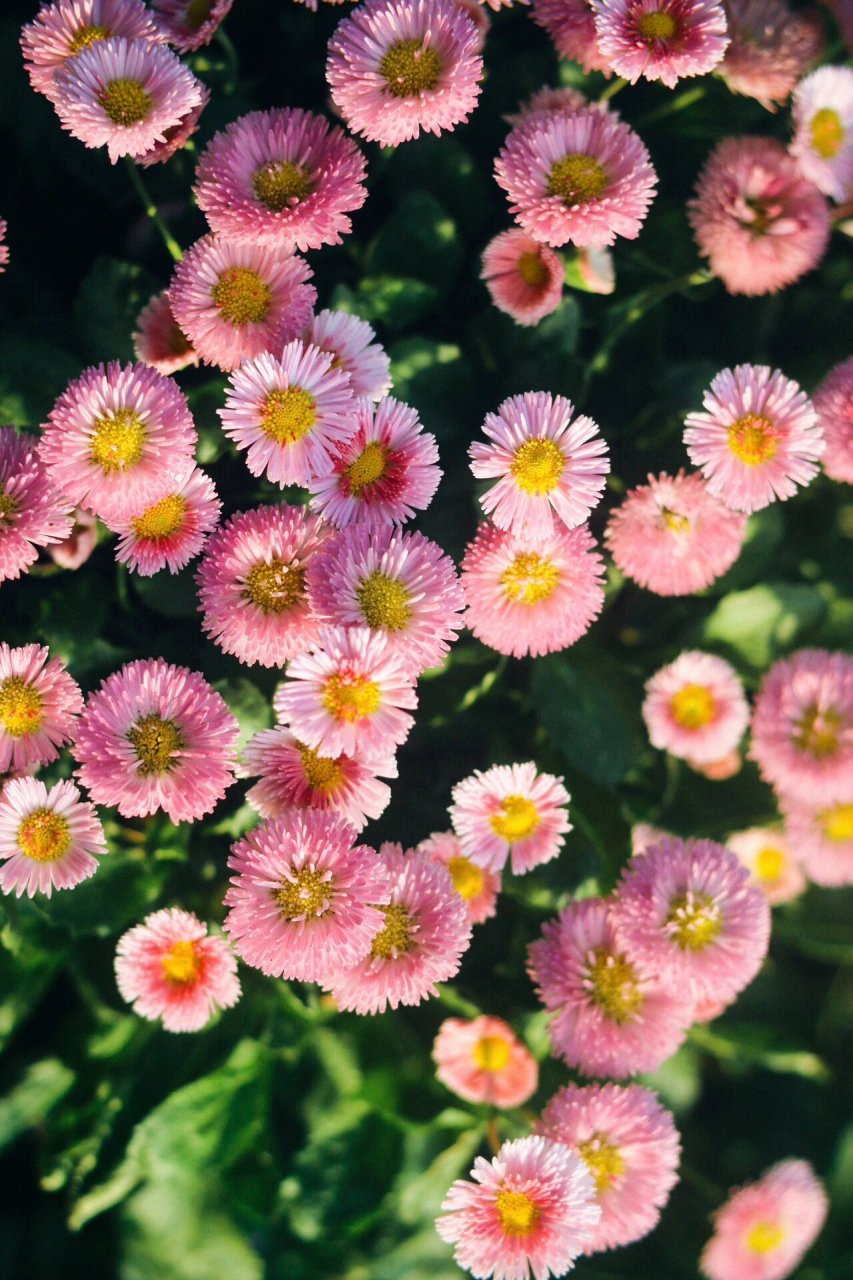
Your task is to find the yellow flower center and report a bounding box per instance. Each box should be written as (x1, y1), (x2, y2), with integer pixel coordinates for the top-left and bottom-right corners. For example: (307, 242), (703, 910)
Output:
(243, 560), (306, 614)
(490, 794), (540, 842)
(379, 39), (442, 98)
(637, 9), (677, 38)
(510, 437), (565, 495)
(356, 571), (413, 631)
(68, 23), (111, 53)
(547, 154), (607, 205)
(298, 742), (344, 794)
(819, 803), (853, 843)
(184, 0), (215, 30)
(0, 677), (44, 738)
(587, 947), (644, 1023)
(275, 866), (332, 920)
(446, 854), (485, 901)
(666, 892), (722, 951)
(810, 108), (844, 159)
(795, 704), (842, 759)
(346, 441), (388, 494)
(517, 251), (549, 288)
(500, 552), (560, 606)
(370, 902), (414, 957)
(472, 1034), (511, 1072)
(322, 673), (381, 722)
(127, 714), (184, 776)
(252, 160), (313, 211)
(577, 1134), (626, 1196)
(132, 494), (186, 541)
(670, 683), (717, 730)
(99, 78), (152, 127)
(754, 845), (786, 882)
(161, 939), (201, 985)
(745, 1221), (786, 1255)
(661, 506), (690, 534)
(90, 408), (147, 474)
(17, 809), (71, 863)
(727, 413), (779, 466)
(211, 267), (272, 326)
(0, 486), (17, 526)
(260, 386), (317, 445)
(495, 1188), (540, 1237)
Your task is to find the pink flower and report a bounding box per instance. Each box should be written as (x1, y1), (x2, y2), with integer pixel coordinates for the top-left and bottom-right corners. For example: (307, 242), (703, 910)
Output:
(150, 0), (233, 51)
(195, 108), (367, 253)
(726, 826), (806, 903)
(323, 844), (471, 1013)
(38, 361), (197, 523)
(109, 466), (221, 577)
(719, 0), (823, 112)
(326, 0), (483, 147)
(470, 392), (609, 538)
(167, 233), (316, 372)
(642, 651), (749, 765)
(73, 658), (239, 823)
(592, 0), (729, 88)
(196, 504), (333, 668)
(304, 310), (392, 401)
(505, 85), (594, 129)
(605, 469), (747, 596)
(218, 341), (355, 487)
(436, 1135), (600, 1278)
(683, 364), (823, 512)
(115, 908), (241, 1033)
(0, 219), (7, 274)
(418, 830), (501, 924)
(537, 1082), (681, 1253)
(631, 821), (671, 856)
(461, 521), (605, 658)
(132, 289), (199, 376)
(495, 110), (657, 250)
(433, 1016), (538, 1108)
(814, 356), (853, 484)
(0, 644), (82, 774)
(48, 506), (99, 570)
(481, 229), (564, 327)
(450, 762), (571, 875)
(21, 0), (162, 103)
(0, 427), (73, 584)
(531, 0), (611, 72)
(224, 810), (391, 982)
(135, 82), (210, 169)
(0, 776), (106, 898)
(791, 66), (853, 202)
(782, 796), (853, 887)
(688, 136), (831, 296)
(700, 1160), (828, 1280)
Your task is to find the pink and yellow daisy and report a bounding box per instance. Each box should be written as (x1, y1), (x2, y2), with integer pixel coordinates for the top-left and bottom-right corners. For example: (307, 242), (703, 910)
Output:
(304, 310), (392, 402)
(136, 83), (209, 169)
(718, 0), (823, 112)
(450, 762), (571, 875)
(132, 289), (199, 376)
(0, 644), (82, 774)
(0, 776), (106, 899)
(791, 66), (853, 203)
(592, 0), (729, 88)
(21, 0), (162, 103)
(480, 229), (564, 327)
(109, 466), (220, 577)
(642, 650), (749, 766)
(531, 0), (611, 73)
(814, 356), (853, 484)
(150, 0), (233, 51)
(433, 1015), (538, 1108)
(783, 796), (853, 887)
(0, 427), (73, 584)
(726, 826), (806, 904)
(418, 830), (501, 924)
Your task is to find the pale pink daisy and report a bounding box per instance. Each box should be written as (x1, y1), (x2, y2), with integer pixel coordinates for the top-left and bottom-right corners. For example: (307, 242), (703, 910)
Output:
(132, 289), (199, 376)
(726, 826), (806, 904)
(304, 310), (392, 402)
(21, 0), (162, 103)
(642, 651), (749, 765)
(167, 233), (316, 372)
(274, 626), (418, 759)
(531, 0), (612, 73)
(151, 0), (233, 51)
(48, 506), (99, 570)
(323, 843), (472, 1013)
(593, 0), (729, 87)
(224, 810), (391, 982)
(791, 66), (853, 202)
(136, 84), (210, 169)
(814, 356), (853, 484)
(494, 110), (657, 250)
(73, 658), (239, 823)
(38, 361), (196, 524)
(481, 229), (564, 327)
(783, 795), (853, 887)
(684, 364), (824, 513)
(688, 136), (831, 296)
(308, 396), (441, 529)
(528, 896), (691, 1078)
(326, 0), (483, 147)
(109, 466), (220, 577)
(505, 84), (592, 128)
(196, 504), (333, 668)
(537, 1082), (681, 1253)
(433, 1016), (538, 1108)
(115, 908), (241, 1033)
(605, 469), (747, 596)
(470, 392), (609, 538)
(0, 427), (73, 584)
(218, 341), (355, 487)
(461, 521), (605, 659)
(195, 109), (367, 253)
(450, 762), (571, 875)
(0, 644), (82, 774)
(418, 830), (501, 924)
(0, 776), (106, 899)
(700, 1160), (828, 1280)
(719, 0), (823, 112)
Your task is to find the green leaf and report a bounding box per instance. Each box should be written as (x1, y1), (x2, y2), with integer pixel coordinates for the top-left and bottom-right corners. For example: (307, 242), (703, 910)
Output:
(699, 583), (826, 669)
(213, 677), (273, 753)
(395, 1126), (484, 1226)
(348, 276), (439, 332)
(73, 256), (155, 363)
(131, 563), (199, 618)
(0, 1058), (75, 1153)
(689, 1023), (830, 1083)
(120, 1182), (263, 1280)
(368, 192), (462, 289)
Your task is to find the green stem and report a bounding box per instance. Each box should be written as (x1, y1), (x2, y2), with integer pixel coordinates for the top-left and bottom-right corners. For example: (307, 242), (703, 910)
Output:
(636, 84), (706, 127)
(486, 1115), (502, 1156)
(215, 26), (239, 82)
(599, 76), (628, 103)
(124, 158), (182, 262)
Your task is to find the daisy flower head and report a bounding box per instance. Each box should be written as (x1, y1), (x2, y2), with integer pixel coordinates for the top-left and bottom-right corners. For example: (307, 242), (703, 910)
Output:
(642, 650), (749, 766)
(688, 136), (831, 296)
(461, 521), (605, 658)
(701, 1160), (828, 1280)
(109, 466), (220, 577)
(196, 504), (334, 668)
(167, 233), (316, 372)
(726, 826), (806, 904)
(48, 506), (99, 571)
(132, 289), (199, 376)
(683, 363), (823, 512)
(218, 341), (355, 488)
(304, 310), (392, 402)
(480, 229), (564, 327)
(783, 795), (853, 887)
(323, 843), (472, 1013)
(0, 427), (73, 585)
(151, 0), (233, 52)
(73, 658), (239, 823)
(470, 392), (609, 538)
(326, 0), (484, 147)
(537, 1082), (681, 1253)
(418, 830), (501, 924)
(38, 361), (197, 524)
(0, 644), (82, 774)
(791, 66), (853, 202)
(494, 110), (657, 250)
(115, 908), (241, 1033)
(308, 396), (441, 529)
(718, 0), (823, 112)
(21, 0), (162, 102)
(814, 356), (853, 484)
(531, 0), (611, 72)
(224, 810), (391, 982)
(0, 777), (106, 899)
(592, 0), (729, 88)
(433, 1015), (538, 1108)
(0, 220), (7, 273)
(505, 85), (592, 128)
(450, 762), (571, 875)
(136, 82), (210, 169)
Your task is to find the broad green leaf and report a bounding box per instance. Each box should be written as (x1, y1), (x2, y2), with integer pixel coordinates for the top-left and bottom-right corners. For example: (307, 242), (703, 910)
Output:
(0, 1059), (75, 1153)
(368, 192), (462, 290)
(699, 583), (826, 669)
(349, 276), (439, 332)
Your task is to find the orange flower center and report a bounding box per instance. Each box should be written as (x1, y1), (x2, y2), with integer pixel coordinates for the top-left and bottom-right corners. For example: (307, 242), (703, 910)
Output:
(500, 552), (560, 606)
(252, 160), (313, 210)
(127, 714), (183, 776)
(490, 794), (540, 842)
(446, 855), (485, 901)
(577, 1134), (626, 1195)
(99, 78), (152, 127)
(211, 267), (272, 326)
(275, 866), (332, 920)
(472, 1034), (511, 1072)
(637, 9), (677, 38)
(322, 674), (381, 722)
(666, 891), (721, 951)
(161, 939), (201, 985)
(346, 441), (388, 494)
(90, 408), (147, 473)
(819, 803), (853, 843)
(510, 437), (564, 495)
(298, 742), (344, 794)
(795, 703), (842, 759)
(132, 494), (186, 540)
(370, 903), (414, 957)
(810, 108), (844, 159)
(17, 809), (71, 863)
(243, 559), (306, 614)
(754, 845), (786, 882)
(745, 1221), (786, 1254)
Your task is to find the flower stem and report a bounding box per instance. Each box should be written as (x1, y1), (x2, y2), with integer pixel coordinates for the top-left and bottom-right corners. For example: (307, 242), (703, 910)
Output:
(124, 158), (183, 263)
(599, 76), (628, 103)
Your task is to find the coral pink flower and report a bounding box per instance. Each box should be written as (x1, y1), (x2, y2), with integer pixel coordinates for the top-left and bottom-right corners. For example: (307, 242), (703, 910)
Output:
(814, 356), (853, 484)
(195, 109), (367, 253)
(73, 658), (238, 823)
(461, 521), (605, 658)
(39, 361), (197, 523)
(450, 762), (571, 875)
(135, 82), (210, 169)
(531, 0), (611, 72)
(593, 0), (729, 87)
(196, 504), (333, 668)
(0, 427), (73, 584)
(700, 1160), (828, 1280)
(791, 66), (853, 202)
(481, 229), (564, 326)
(688, 136), (831, 296)
(495, 110), (657, 250)
(0, 776), (106, 899)
(218, 341), (355, 488)
(151, 0), (233, 51)
(168, 233), (316, 372)
(48, 506), (99, 570)
(718, 0), (823, 112)
(132, 290), (199, 376)
(0, 644), (82, 774)
(433, 1016), (538, 1108)
(323, 844), (472, 1013)
(437, 1134), (600, 1277)
(783, 796), (853, 887)
(642, 651), (749, 765)
(109, 466), (220, 577)
(224, 811), (391, 982)
(750, 650), (853, 806)
(115, 908), (241, 1033)
(21, 0), (162, 102)
(308, 396), (441, 528)
(470, 392), (609, 538)
(726, 827), (806, 904)
(418, 830), (501, 924)
(304, 310), (392, 402)
(528, 896), (690, 1078)
(537, 1082), (681, 1253)
(326, 0), (483, 147)
(684, 364), (823, 513)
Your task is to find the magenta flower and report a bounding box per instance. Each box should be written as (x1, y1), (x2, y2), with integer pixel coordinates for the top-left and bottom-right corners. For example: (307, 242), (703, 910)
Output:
(0, 427), (73, 584)
(531, 0), (611, 72)
(109, 467), (221, 577)
(132, 289), (199, 376)
(450, 761), (571, 875)
(814, 356), (853, 484)
(481, 229), (564, 327)
(304, 310), (392, 402)
(726, 827), (806, 903)
(150, 0), (233, 51)
(433, 1016), (538, 1108)
(791, 66), (853, 202)
(136, 83), (210, 169)
(592, 0), (729, 88)
(642, 651), (749, 766)
(21, 0), (162, 103)
(0, 777), (106, 899)
(418, 830), (501, 925)
(719, 0), (823, 111)
(0, 644), (82, 774)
